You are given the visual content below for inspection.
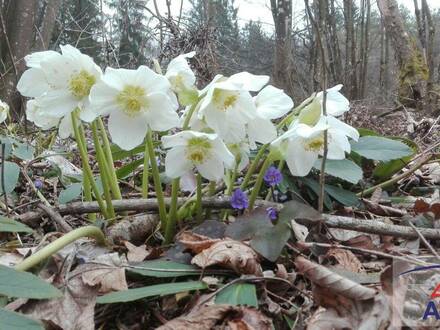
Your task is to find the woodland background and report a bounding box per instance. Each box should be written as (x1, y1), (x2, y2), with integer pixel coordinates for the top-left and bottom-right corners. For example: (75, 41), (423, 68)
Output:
(1, 0), (440, 120)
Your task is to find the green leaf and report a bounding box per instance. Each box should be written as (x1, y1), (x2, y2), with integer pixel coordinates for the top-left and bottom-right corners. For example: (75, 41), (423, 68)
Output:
(0, 161), (20, 195)
(128, 260), (202, 278)
(373, 137), (418, 180)
(0, 216), (33, 233)
(324, 185), (359, 206)
(111, 144), (145, 161)
(97, 281), (207, 304)
(58, 183), (82, 204)
(0, 136), (13, 159)
(299, 178), (333, 210)
(116, 158), (144, 179)
(250, 223), (291, 262)
(215, 283), (258, 307)
(351, 136), (413, 161)
(0, 265), (62, 299)
(314, 159), (363, 184)
(12, 144), (34, 160)
(225, 209), (273, 241)
(0, 309), (43, 330)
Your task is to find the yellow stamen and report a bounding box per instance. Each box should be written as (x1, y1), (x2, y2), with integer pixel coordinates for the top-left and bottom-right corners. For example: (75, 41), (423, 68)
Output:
(69, 70), (96, 98)
(116, 85), (148, 116)
(212, 89), (239, 111)
(186, 137), (212, 164)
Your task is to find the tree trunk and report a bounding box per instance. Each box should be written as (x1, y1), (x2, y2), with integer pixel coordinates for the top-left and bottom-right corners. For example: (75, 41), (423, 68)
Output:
(0, 0), (38, 118)
(35, 0), (62, 50)
(343, 0), (357, 99)
(271, 0), (294, 96)
(377, 0), (428, 108)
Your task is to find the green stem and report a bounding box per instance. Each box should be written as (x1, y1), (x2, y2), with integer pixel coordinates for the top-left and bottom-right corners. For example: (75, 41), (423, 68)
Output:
(182, 103), (198, 130)
(91, 122), (115, 219)
(195, 174), (203, 223)
(83, 172), (96, 221)
(97, 118), (122, 200)
(145, 129), (167, 228)
(71, 113), (109, 219)
(165, 178), (180, 243)
(141, 141), (150, 198)
(240, 144), (269, 190)
(15, 226), (106, 272)
(248, 152), (274, 210)
(204, 181), (216, 219)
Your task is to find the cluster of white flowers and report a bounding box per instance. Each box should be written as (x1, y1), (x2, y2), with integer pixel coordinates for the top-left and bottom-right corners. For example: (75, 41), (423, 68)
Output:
(0, 99), (9, 123)
(17, 45), (358, 181)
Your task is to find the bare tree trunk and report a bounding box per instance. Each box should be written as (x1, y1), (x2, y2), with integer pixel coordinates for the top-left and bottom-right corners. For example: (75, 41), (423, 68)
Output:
(343, 0), (357, 99)
(0, 0), (38, 118)
(359, 0), (370, 99)
(377, 0), (428, 108)
(35, 0), (62, 50)
(271, 0), (294, 96)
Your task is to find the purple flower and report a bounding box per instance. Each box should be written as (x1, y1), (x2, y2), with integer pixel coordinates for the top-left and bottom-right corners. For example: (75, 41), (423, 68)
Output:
(266, 207), (278, 221)
(34, 179), (43, 190)
(263, 166), (283, 186)
(231, 188), (249, 210)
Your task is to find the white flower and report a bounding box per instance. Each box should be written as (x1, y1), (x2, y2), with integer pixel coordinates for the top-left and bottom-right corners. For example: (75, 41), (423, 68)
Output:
(162, 131), (235, 181)
(90, 65), (179, 150)
(165, 51), (196, 93)
(17, 45), (101, 123)
(272, 115), (359, 177)
(316, 84), (349, 116)
(0, 100), (9, 123)
(247, 85), (294, 148)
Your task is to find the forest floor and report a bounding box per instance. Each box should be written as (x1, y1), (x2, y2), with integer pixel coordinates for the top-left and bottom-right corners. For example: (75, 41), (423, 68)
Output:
(1, 104), (440, 329)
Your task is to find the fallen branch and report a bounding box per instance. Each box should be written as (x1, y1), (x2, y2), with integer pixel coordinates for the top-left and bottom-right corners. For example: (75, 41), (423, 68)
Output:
(17, 197), (279, 226)
(37, 203), (73, 233)
(297, 214), (440, 240)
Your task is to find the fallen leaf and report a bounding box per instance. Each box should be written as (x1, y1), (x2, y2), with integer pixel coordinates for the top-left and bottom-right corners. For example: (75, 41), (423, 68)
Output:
(81, 253), (128, 293)
(291, 220), (309, 242)
(157, 304), (273, 330)
(192, 240), (262, 275)
(295, 256), (376, 300)
(362, 198), (406, 217)
(20, 269), (98, 330)
(324, 248), (365, 273)
(414, 199), (440, 219)
(124, 241), (150, 262)
(179, 231), (221, 254)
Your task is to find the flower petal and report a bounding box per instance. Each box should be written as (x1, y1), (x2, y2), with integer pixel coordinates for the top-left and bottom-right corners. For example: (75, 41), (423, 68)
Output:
(165, 146), (192, 179)
(285, 138), (318, 177)
(17, 68), (49, 97)
(248, 117), (277, 146)
(228, 72), (269, 91)
(108, 111), (148, 150)
(197, 157), (225, 181)
(144, 92), (179, 131)
(255, 85), (293, 119)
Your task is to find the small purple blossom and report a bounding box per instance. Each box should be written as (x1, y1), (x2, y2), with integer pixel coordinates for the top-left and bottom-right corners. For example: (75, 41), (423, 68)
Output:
(266, 207), (278, 221)
(263, 166), (283, 186)
(231, 188), (249, 210)
(34, 179), (43, 190)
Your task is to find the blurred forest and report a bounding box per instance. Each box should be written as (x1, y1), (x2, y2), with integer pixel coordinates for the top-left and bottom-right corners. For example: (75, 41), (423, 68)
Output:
(1, 0), (440, 118)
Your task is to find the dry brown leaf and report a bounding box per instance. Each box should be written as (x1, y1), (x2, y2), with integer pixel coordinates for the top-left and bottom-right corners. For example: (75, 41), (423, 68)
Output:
(414, 199), (440, 219)
(226, 307), (273, 330)
(362, 198), (406, 217)
(324, 248), (365, 273)
(344, 234), (378, 250)
(295, 256), (376, 300)
(157, 304), (273, 330)
(21, 269), (98, 330)
(179, 231), (221, 254)
(124, 241), (150, 262)
(81, 253), (128, 293)
(307, 307), (353, 330)
(192, 240), (262, 275)
(157, 304), (234, 330)
(291, 219), (309, 242)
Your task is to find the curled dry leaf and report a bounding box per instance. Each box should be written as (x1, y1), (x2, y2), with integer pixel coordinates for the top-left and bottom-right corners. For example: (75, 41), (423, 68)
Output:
(362, 198), (407, 217)
(124, 241), (150, 262)
(20, 268), (98, 330)
(192, 240), (262, 275)
(178, 231), (221, 254)
(324, 248), (365, 273)
(295, 256), (376, 301)
(414, 199), (440, 219)
(81, 253), (128, 293)
(157, 304), (273, 330)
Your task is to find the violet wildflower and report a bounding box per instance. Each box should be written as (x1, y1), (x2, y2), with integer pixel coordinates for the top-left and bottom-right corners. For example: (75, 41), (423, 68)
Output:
(263, 166), (282, 186)
(266, 207), (278, 221)
(34, 179), (43, 190)
(231, 188), (249, 210)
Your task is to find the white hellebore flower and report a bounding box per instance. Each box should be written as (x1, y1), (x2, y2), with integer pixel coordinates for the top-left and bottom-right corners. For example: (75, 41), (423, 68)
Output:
(0, 100), (9, 123)
(17, 45), (101, 123)
(165, 51), (196, 93)
(316, 84), (349, 116)
(90, 65), (179, 150)
(272, 116), (359, 177)
(247, 85), (294, 148)
(197, 73), (269, 143)
(162, 131), (235, 181)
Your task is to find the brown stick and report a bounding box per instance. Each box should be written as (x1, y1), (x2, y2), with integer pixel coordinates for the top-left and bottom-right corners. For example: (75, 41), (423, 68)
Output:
(17, 197), (279, 226)
(37, 203), (73, 233)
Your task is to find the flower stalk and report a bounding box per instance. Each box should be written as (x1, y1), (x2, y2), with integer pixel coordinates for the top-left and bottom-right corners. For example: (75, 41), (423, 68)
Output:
(248, 151), (274, 210)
